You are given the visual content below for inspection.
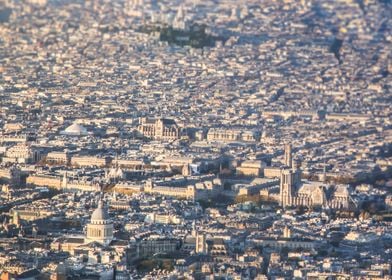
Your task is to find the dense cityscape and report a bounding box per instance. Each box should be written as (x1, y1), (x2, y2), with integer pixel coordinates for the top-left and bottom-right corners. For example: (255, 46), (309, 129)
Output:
(0, 0), (391, 279)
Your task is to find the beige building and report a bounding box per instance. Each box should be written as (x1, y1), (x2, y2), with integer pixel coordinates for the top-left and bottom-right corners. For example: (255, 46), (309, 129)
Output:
(144, 180), (196, 200)
(4, 123), (24, 132)
(207, 128), (260, 142)
(62, 173), (101, 192)
(50, 237), (85, 255)
(144, 178), (222, 201)
(46, 151), (71, 165)
(3, 143), (40, 164)
(238, 178), (279, 196)
(263, 167), (282, 178)
(0, 135), (28, 143)
(27, 173), (101, 192)
(0, 166), (22, 186)
(26, 174), (62, 189)
(195, 233), (207, 254)
(262, 110), (319, 120)
(111, 158), (145, 168)
(151, 156), (194, 168)
(236, 160), (266, 176)
(70, 156), (111, 167)
(11, 208), (53, 223)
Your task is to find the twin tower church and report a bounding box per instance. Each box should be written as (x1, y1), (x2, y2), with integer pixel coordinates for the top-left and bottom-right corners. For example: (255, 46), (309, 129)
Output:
(279, 144), (354, 210)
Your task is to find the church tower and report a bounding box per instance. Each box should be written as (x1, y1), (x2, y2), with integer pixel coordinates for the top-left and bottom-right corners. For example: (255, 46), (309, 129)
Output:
(280, 169), (295, 207)
(13, 211), (20, 227)
(182, 164), (191, 176)
(196, 233), (207, 254)
(284, 143), (292, 168)
(62, 172), (68, 189)
(283, 226), (292, 238)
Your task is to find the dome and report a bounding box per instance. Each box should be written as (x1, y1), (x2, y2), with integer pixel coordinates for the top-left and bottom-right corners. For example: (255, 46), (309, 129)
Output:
(61, 122), (88, 136)
(91, 200), (110, 224)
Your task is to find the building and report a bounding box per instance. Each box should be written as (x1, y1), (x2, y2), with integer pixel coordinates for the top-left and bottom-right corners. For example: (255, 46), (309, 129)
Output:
(278, 144), (355, 209)
(238, 178), (279, 196)
(2, 143), (41, 164)
(207, 128), (260, 142)
(0, 135), (28, 143)
(11, 208), (53, 223)
(131, 238), (180, 259)
(0, 166), (22, 186)
(70, 156), (111, 167)
(279, 168), (353, 209)
(264, 144), (294, 178)
(250, 237), (320, 250)
(46, 151), (71, 165)
(26, 174), (62, 189)
(262, 110), (320, 120)
(51, 200), (114, 255)
(85, 200), (114, 246)
(195, 233), (207, 254)
(144, 180), (196, 200)
(263, 167), (283, 178)
(145, 213), (183, 225)
(236, 160), (266, 176)
(63, 179), (101, 192)
(137, 117), (180, 141)
(279, 168), (299, 207)
(144, 177), (222, 201)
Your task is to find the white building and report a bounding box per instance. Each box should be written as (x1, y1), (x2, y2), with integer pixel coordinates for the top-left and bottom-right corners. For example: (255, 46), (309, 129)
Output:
(61, 122), (89, 136)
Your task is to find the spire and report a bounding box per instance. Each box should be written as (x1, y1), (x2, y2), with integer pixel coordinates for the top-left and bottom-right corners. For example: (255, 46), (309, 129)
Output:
(319, 158), (327, 183)
(283, 226), (291, 238)
(284, 143), (292, 168)
(98, 191), (104, 208)
(192, 220), (197, 237)
(13, 211), (20, 227)
(98, 199), (103, 209)
(62, 172), (68, 189)
(115, 152), (119, 168)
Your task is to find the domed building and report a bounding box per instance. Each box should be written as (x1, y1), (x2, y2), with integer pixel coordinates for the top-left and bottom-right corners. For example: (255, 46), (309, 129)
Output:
(61, 122), (89, 136)
(85, 200), (114, 246)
